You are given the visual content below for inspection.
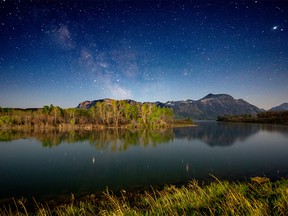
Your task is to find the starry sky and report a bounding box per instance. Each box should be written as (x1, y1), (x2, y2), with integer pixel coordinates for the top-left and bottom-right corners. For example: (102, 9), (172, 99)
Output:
(1, 0), (288, 109)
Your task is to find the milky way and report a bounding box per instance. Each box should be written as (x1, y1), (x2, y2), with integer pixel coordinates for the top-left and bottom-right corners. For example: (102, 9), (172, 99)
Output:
(0, 0), (287, 109)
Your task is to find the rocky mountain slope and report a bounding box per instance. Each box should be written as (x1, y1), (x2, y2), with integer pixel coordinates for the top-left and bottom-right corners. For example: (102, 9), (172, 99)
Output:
(270, 103), (288, 111)
(165, 94), (264, 119)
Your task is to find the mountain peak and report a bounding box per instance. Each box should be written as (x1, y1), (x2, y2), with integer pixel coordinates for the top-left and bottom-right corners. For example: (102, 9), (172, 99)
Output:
(200, 93), (234, 101)
(167, 93), (263, 119)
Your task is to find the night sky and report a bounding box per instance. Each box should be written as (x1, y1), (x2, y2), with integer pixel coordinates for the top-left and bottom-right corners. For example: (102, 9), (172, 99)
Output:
(1, 0), (288, 109)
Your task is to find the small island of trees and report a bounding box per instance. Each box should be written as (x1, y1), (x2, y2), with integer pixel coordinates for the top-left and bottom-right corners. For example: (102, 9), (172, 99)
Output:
(0, 99), (192, 130)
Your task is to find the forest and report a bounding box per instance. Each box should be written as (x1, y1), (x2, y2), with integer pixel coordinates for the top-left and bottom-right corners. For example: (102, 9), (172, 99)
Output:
(0, 99), (175, 130)
(217, 110), (288, 125)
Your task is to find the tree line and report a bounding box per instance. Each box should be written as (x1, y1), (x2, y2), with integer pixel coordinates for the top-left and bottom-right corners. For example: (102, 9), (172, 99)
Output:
(0, 99), (174, 129)
(217, 110), (288, 125)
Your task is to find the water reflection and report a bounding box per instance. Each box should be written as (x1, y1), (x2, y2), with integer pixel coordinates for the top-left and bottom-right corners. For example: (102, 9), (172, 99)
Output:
(257, 124), (288, 138)
(0, 128), (174, 151)
(1, 122), (287, 149)
(174, 122), (260, 147)
(87, 129), (174, 151)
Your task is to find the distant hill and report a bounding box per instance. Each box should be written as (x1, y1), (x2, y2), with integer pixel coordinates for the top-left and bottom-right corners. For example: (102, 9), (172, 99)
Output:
(164, 94), (264, 120)
(270, 103), (288, 111)
(77, 94), (264, 120)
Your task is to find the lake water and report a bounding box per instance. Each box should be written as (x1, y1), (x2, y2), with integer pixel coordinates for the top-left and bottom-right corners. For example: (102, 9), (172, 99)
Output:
(0, 121), (288, 200)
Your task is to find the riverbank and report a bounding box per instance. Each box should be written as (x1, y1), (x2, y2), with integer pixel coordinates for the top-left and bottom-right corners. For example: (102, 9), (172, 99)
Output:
(1, 177), (287, 215)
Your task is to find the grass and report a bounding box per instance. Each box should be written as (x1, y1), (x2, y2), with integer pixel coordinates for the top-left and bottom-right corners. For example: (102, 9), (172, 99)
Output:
(1, 177), (288, 215)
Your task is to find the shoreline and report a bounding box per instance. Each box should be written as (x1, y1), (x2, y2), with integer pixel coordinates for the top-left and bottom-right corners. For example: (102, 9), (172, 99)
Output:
(217, 110), (288, 125)
(0, 122), (196, 131)
(1, 177), (287, 215)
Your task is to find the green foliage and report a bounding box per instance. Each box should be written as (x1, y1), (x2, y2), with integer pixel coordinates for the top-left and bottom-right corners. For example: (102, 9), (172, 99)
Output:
(42, 105), (51, 114)
(0, 100), (176, 129)
(0, 116), (13, 126)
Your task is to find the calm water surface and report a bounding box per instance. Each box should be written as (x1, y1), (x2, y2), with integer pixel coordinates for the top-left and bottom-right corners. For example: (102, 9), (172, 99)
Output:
(0, 121), (288, 200)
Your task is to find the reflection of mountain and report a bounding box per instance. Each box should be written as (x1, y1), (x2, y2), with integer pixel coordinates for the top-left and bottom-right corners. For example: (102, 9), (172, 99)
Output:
(0, 129), (174, 151)
(173, 122), (261, 147)
(1, 123), (287, 148)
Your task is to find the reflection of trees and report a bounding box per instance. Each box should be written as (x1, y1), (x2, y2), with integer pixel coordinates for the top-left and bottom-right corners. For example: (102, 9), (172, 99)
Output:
(84, 129), (173, 152)
(0, 128), (174, 151)
(1, 122), (287, 148)
(174, 122), (261, 147)
(0, 130), (26, 142)
(257, 124), (288, 138)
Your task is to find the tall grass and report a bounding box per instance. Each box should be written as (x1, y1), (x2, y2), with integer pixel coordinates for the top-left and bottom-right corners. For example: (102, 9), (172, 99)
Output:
(1, 178), (287, 215)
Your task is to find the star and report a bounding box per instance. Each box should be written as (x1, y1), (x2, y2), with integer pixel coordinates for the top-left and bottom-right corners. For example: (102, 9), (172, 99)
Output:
(0, 0), (287, 110)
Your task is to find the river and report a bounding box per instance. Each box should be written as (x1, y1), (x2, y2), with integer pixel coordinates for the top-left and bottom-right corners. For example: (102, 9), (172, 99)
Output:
(0, 121), (288, 200)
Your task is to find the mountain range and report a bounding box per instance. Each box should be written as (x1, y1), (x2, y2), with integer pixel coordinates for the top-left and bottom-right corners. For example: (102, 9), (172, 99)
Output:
(270, 103), (288, 111)
(77, 94), (286, 120)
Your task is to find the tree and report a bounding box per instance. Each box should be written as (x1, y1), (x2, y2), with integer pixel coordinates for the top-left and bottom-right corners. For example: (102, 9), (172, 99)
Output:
(104, 102), (113, 126)
(111, 100), (118, 127)
(95, 102), (105, 125)
(42, 105), (51, 115)
(66, 108), (77, 125)
(50, 105), (62, 125)
(141, 104), (149, 125)
(76, 109), (89, 125)
(88, 106), (97, 124)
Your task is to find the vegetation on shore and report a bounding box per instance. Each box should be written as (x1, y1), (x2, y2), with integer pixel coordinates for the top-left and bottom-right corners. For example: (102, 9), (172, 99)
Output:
(0, 100), (187, 130)
(218, 110), (288, 125)
(1, 177), (287, 215)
